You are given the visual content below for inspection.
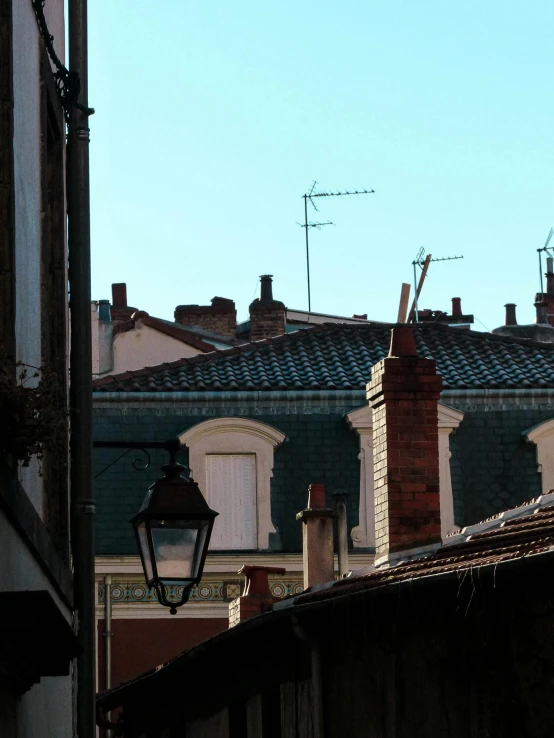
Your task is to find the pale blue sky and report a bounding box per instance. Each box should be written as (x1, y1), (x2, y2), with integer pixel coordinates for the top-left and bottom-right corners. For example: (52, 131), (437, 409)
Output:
(89, 1), (554, 329)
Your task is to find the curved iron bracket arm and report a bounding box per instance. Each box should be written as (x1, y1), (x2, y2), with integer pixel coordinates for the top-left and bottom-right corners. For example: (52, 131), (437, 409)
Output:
(93, 439), (181, 480)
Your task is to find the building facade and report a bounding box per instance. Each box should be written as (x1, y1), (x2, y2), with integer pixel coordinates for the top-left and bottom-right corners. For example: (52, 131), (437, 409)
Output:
(96, 328), (554, 737)
(0, 1), (77, 735)
(93, 321), (554, 689)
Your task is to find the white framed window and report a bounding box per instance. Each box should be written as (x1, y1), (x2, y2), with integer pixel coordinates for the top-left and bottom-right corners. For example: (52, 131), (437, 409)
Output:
(524, 419), (554, 496)
(346, 402), (464, 547)
(178, 418), (285, 550)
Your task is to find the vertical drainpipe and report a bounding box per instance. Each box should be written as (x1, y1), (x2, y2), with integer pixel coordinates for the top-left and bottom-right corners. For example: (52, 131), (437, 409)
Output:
(104, 575), (113, 737)
(333, 491), (349, 578)
(67, 0), (95, 736)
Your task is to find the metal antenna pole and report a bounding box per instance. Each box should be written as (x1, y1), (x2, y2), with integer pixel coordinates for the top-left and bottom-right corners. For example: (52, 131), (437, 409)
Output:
(409, 250), (463, 323)
(304, 194), (311, 313)
(537, 229), (554, 293)
(299, 182), (375, 312)
(413, 260), (419, 324)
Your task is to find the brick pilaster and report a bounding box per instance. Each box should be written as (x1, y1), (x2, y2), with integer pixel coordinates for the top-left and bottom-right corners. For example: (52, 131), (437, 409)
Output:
(367, 325), (443, 558)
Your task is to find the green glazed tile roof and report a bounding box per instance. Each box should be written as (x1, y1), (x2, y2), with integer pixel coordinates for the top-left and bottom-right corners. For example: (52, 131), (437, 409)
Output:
(92, 323), (554, 393)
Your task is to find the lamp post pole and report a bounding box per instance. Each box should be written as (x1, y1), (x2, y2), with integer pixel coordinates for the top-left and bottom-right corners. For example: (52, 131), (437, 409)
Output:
(68, 0), (94, 736)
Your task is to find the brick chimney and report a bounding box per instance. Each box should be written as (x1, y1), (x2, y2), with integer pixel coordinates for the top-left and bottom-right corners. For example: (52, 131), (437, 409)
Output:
(249, 275), (286, 341)
(229, 565), (285, 627)
(367, 324), (443, 564)
(296, 484), (336, 589)
(174, 297), (237, 338)
(110, 283), (137, 323)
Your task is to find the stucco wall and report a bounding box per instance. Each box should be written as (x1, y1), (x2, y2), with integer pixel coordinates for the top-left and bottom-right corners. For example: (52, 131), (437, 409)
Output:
(0, 509), (73, 738)
(111, 322), (202, 375)
(11, 0), (67, 519)
(13, 0), (41, 374)
(8, 5), (72, 737)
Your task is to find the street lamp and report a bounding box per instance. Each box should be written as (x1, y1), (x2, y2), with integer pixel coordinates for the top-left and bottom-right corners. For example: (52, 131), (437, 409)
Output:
(131, 448), (218, 614)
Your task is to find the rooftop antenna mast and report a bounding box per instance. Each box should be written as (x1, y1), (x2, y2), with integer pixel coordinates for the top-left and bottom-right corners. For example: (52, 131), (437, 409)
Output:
(537, 228), (554, 293)
(410, 248), (464, 323)
(299, 181), (375, 312)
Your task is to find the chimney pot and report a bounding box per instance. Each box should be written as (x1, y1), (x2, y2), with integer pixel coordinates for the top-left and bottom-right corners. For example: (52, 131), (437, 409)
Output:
(451, 297), (462, 317)
(259, 275), (274, 303)
(98, 299), (111, 322)
(535, 301), (548, 325)
(229, 565), (285, 627)
(388, 324), (418, 358)
(307, 483), (327, 509)
(505, 303), (517, 326)
(111, 283), (127, 307)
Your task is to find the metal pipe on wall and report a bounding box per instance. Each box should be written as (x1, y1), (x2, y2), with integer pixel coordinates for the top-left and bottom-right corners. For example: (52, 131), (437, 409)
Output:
(104, 575), (113, 737)
(68, 0), (95, 735)
(333, 491), (349, 578)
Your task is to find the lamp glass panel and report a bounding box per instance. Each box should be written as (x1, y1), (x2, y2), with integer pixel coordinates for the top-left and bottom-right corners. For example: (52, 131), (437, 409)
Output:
(136, 521), (154, 583)
(151, 520), (209, 585)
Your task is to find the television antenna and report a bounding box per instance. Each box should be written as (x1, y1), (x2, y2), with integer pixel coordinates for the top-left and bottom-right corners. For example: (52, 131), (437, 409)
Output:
(299, 181), (375, 312)
(537, 228), (554, 293)
(410, 248), (464, 323)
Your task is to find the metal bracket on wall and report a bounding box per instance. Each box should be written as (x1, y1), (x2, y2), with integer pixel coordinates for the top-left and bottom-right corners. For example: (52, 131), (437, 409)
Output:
(93, 439), (181, 480)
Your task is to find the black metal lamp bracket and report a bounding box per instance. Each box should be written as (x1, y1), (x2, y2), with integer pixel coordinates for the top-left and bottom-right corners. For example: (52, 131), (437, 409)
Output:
(93, 439), (181, 480)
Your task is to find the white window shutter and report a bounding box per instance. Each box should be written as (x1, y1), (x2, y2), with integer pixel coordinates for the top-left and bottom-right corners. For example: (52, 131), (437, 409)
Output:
(206, 455), (257, 549)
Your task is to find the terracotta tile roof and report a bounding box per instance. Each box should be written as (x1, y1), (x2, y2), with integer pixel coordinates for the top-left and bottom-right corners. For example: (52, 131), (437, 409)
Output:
(287, 496), (554, 609)
(97, 494), (554, 714)
(92, 322), (554, 393)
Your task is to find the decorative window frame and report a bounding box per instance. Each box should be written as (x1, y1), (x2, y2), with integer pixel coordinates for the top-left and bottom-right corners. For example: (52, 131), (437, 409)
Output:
(524, 419), (554, 496)
(178, 418), (285, 550)
(346, 402), (464, 547)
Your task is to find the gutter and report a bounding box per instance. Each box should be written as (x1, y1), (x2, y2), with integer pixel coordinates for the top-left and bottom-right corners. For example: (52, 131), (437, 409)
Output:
(91, 388), (554, 404)
(92, 390), (366, 403)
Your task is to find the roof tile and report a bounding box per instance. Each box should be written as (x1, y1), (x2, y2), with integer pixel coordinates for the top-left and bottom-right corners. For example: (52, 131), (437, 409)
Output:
(92, 323), (554, 393)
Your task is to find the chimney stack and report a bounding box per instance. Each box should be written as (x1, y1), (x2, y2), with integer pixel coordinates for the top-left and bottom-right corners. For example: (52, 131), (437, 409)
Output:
(367, 324), (443, 564)
(174, 297), (237, 338)
(504, 303), (517, 326)
(249, 275), (286, 341)
(296, 484), (336, 589)
(229, 565), (285, 627)
(110, 283), (137, 322)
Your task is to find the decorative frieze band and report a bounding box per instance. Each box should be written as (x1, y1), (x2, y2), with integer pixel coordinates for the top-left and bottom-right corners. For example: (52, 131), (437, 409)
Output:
(97, 579), (304, 605)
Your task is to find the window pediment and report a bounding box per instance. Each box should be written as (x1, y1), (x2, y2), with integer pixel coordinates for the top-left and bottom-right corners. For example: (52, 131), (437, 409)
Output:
(178, 418), (285, 550)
